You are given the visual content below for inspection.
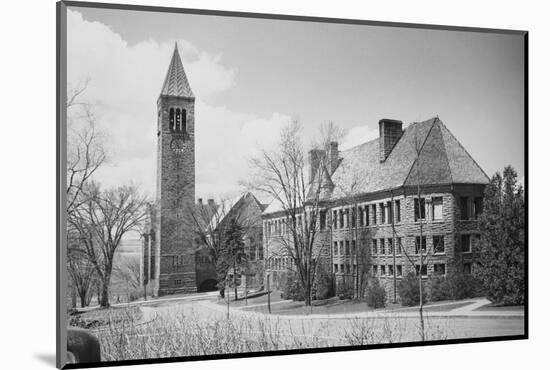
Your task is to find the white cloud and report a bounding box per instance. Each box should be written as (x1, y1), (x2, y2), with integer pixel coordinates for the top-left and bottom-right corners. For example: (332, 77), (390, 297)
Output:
(340, 125), (378, 150)
(67, 9), (290, 200)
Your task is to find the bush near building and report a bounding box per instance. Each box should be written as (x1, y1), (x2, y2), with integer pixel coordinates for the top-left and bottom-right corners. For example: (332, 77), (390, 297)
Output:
(366, 278), (386, 308)
(398, 273), (427, 307)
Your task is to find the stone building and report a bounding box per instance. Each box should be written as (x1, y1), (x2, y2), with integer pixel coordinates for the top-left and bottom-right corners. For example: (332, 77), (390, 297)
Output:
(140, 44), (265, 295)
(262, 117), (489, 300)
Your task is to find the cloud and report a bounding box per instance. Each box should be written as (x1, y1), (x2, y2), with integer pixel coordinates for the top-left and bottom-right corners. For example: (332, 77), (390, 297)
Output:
(67, 9), (290, 200)
(340, 125), (378, 150)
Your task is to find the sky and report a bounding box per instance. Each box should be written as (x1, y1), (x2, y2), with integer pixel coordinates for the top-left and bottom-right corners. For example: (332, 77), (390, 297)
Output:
(67, 6), (525, 202)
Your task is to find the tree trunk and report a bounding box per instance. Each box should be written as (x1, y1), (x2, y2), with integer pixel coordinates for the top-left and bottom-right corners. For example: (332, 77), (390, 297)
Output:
(233, 262), (238, 301)
(79, 292), (87, 308)
(100, 278), (110, 307)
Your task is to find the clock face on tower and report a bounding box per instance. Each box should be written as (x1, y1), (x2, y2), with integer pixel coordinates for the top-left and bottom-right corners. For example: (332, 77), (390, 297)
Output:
(170, 138), (184, 152)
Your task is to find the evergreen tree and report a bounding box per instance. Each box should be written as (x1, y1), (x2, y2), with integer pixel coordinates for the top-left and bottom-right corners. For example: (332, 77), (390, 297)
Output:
(475, 166), (525, 304)
(217, 218), (248, 300)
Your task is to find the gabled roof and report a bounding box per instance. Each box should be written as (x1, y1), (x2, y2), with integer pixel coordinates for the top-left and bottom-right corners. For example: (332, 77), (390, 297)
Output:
(159, 42), (194, 99)
(263, 117), (489, 215)
(329, 117), (489, 200)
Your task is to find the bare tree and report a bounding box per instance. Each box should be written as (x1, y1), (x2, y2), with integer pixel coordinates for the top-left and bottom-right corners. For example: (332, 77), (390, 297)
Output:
(66, 79), (107, 218)
(113, 255), (142, 302)
(189, 194), (259, 297)
(248, 121), (336, 306)
(67, 233), (97, 308)
(70, 183), (148, 307)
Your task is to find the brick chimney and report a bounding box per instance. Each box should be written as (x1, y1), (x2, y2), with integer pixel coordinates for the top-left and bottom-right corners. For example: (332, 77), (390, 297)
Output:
(197, 198), (203, 205)
(379, 119), (403, 162)
(207, 198), (215, 207)
(328, 141), (339, 174)
(308, 149), (326, 183)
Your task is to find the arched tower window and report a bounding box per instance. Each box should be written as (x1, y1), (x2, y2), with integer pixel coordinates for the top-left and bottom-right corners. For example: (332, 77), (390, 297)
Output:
(182, 109), (187, 132)
(175, 108), (181, 132)
(169, 108), (175, 131)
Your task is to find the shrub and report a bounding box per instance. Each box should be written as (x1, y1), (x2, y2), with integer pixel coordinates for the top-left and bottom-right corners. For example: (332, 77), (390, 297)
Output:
(428, 271), (485, 302)
(281, 274), (305, 301)
(313, 273), (335, 300)
(398, 273), (427, 306)
(336, 278), (354, 300)
(428, 275), (451, 302)
(366, 278), (386, 308)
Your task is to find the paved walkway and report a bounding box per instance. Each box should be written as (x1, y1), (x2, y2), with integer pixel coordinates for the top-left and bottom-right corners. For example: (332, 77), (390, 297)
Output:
(198, 297), (524, 321)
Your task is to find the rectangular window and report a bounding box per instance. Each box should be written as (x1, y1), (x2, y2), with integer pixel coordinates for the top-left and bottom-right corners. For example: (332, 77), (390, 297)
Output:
(461, 234), (472, 253)
(380, 203), (386, 224)
(351, 208), (357, 228)
(366, 206), (370, 226)
(259, 246), (264, 260)
(387, 201), (393, 224)
(380, 265), (386, 275)
(415, 236), (427, 254)
(432, 197), (443, 220)
(353, 264), (357, 274)
(388, 264), (394, 276)
(351, 240), (356, 256)
(474, 197), (483, 219)
(415, 264), (428, 277)
(372, 205), (377, 224)
(372, 239), (378, 255)
(358, 207), (364, 227)
(388, 238), (393, 255)
(460, 197), (469, 220)
(339, 210), (344, 228)
(320, 210), (327, 230)
(395, 200), (401, 222)
(380, 239), (385, 255)
(345, 240), (350, 256)
(372, 265), (378, 275)
(433, 235), (445, 254)
(334, 264), (339, 273)
(463, 262), (472, 274)
(333, 210), (338, 229)
(174, 279), (182, 286)
(346, 264), (350, 274)
(434, 263), (446, 275)
(414, 198), (426, 221)
(396, 265), (402, 277)
(333, 241), (338, 255)
(340, 264), (344, 273)
(396, 237), (403, 255)
(340, 241), (344, 255)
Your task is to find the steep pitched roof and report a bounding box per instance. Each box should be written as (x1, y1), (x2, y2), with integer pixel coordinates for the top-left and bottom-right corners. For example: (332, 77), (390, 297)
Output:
(329, 117), (489, 200)
(159, 43), (194, 99)
(263, 117), (489, 214)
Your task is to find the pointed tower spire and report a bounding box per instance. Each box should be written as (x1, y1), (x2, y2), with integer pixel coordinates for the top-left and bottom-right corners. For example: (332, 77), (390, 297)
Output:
(160, 42), (194, 99)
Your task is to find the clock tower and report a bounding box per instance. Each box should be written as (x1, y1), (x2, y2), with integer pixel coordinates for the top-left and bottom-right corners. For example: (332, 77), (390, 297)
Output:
(154, 42), (196, 295)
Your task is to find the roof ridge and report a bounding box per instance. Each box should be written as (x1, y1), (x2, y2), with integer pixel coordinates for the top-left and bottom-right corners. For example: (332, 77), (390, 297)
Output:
(402, 118), (438, 186)
(439, 120), (490, 182)
(434, 119), (454, 184)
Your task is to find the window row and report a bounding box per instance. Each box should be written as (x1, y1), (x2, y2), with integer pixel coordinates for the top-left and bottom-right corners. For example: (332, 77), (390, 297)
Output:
(265, 215), (304, 237)
(169, 108), (187, 132)
(333, 239), (357, 256)
(371, 263), (447, 277)
(333, 263), (357, 274)
(325, 200), (402, 231)
(267, 256), (292, 270)
(413, 197), (444, 221)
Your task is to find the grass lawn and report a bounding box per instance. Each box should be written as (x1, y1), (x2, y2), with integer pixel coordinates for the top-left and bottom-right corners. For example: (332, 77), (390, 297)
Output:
(474, 304), (525, 312)
(240, 296), (403, 315)
(393, 301), (474, 313)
